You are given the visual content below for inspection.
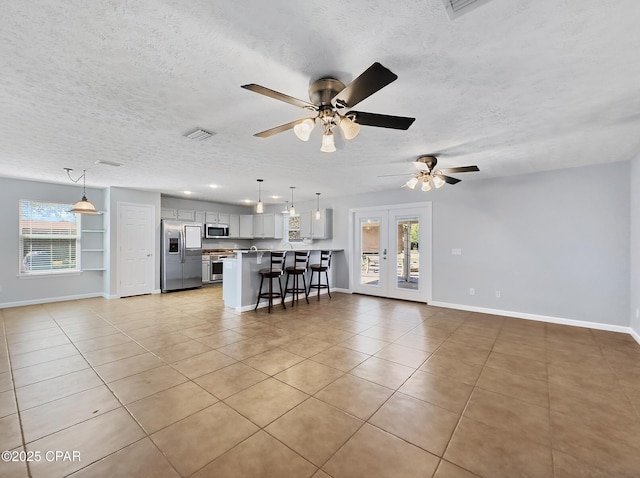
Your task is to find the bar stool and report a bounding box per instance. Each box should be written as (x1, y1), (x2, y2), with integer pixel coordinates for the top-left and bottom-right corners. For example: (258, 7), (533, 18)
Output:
(308, 250), (332, 300)
(284, 251), (310, 305)
(255, 251), (287, 313)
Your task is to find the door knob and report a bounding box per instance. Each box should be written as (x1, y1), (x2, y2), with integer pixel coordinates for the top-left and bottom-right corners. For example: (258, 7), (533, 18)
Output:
(147, 253), (152, 257)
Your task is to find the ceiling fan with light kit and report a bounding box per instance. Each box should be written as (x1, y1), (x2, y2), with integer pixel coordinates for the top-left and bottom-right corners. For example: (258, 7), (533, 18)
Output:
(380, 155), (480, 191)
(241, 62), (415, 152)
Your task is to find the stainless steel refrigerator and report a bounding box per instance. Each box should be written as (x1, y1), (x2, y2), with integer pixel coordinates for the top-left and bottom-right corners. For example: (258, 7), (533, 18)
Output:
(161, 220), (202, 292)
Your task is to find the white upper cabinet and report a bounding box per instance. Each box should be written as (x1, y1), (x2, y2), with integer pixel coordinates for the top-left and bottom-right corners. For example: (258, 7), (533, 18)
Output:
(205, 211), (218, 223)
(218, 213), (230, 225)
(253, 213), (283, 239)
(239, 215), (254, 238)
(161, 208), (178, 220)
(228, 214), (240, 238)
(177, 209), (195, 221)
(300, 209), (332, 239)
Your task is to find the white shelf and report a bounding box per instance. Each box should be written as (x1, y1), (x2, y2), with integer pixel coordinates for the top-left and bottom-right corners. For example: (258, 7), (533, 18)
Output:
(82, 229), (105, 233)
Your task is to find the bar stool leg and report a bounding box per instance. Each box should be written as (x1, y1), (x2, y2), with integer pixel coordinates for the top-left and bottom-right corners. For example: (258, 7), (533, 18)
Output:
(302, 273), (309, 304)
(255, 276), (264, 311)
(278, 276), (286, 309)
(325, 270), (332, 298)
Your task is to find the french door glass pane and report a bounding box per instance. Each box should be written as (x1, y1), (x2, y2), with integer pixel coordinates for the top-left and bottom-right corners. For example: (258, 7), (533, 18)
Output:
(360, 218), (380, 285)
(396, 219), (419, 290)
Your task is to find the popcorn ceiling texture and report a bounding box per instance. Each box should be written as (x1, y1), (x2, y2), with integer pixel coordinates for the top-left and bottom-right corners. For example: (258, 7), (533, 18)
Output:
(1, 0), (639, 203)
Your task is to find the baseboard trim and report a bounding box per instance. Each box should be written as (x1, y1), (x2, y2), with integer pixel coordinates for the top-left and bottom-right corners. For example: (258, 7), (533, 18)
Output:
(630, 327), (640, 345)
(429, 301), (632, 335)
(0, 292), (105, 309)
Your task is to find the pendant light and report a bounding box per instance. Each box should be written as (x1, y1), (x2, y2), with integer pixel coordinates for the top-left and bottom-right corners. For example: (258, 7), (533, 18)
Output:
(65, 168), (98, 214)
(315, 192), (321, 220)
(289, 187), (296, 216)
(256, 179), (264, 214)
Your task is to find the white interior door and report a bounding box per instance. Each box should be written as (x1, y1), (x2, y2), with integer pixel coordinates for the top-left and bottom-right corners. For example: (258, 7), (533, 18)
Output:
(352, 204), (431, 302)
(118, 203), (155, 297)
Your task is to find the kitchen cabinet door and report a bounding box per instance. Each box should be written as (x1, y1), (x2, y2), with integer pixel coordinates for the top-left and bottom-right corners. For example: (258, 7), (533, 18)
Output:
(312, 209), (332, 239)
(177, 209), (195, 221)
(205, 211), (218, 223)
(228, 214), (240, 238)
(218, 213), (230, 225)
(299, 212), (313, 238)
(253, 214), (265, 238)
(202, 259), (211, 283)
(161, 208), (178, 220)
(240, 215), (254, 238)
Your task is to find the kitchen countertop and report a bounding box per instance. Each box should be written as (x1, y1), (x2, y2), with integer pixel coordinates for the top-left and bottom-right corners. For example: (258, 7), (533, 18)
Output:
(234, 248), (343, 253)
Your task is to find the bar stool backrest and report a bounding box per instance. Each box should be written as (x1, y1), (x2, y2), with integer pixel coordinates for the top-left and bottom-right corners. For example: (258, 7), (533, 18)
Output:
(319, 250), (332, 268)
(270, 251), (286, 273)
(293, 251), (310, 270)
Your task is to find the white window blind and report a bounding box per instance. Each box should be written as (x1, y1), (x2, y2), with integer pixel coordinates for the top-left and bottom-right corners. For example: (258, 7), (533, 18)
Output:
(19, 200), (80, 274)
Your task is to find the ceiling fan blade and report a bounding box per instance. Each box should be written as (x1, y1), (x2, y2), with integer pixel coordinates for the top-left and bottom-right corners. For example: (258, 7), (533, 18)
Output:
(440, 175), (462, 185)
(241, 84), (316, 110)
(412, 161), (429, 171)
(350, 111), (415, 130)
(331, 62), (398, 109)
(253, 119), (302, 138)
(438, 165), (480, 174)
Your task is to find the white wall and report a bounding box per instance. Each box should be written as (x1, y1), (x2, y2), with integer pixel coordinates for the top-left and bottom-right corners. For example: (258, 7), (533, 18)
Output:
(0, 178), (106, 307)
(274, 161), (631, 327)
(630, 154), (640, 338)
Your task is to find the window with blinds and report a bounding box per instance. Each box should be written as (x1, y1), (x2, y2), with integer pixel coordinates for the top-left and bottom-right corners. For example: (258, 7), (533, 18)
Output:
(19, 200), (80, 274)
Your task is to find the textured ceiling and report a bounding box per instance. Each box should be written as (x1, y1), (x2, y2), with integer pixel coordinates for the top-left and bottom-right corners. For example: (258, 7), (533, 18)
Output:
(1, 0), (639, 205)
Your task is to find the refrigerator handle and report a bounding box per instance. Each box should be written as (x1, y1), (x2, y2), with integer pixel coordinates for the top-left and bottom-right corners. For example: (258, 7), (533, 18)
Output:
(180, 229), (185, 263)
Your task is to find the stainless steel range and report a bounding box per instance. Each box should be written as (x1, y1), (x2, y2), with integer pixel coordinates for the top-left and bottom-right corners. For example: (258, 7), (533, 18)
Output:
(204, 250), (235, 283)
(210, 254), (226, 282)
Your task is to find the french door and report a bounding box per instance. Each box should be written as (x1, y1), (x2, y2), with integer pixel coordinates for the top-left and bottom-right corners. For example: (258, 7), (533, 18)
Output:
(352, 204), (431, 302)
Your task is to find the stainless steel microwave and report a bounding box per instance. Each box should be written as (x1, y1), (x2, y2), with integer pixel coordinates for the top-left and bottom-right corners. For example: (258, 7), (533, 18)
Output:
(205, 223), (229, 238)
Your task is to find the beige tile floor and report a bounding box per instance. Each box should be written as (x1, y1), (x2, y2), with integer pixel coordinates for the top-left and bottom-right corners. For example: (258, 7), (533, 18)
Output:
(1, 287), (640, 477)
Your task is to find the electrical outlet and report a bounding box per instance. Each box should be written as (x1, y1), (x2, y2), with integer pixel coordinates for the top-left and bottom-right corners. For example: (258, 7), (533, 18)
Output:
(451, 248), (462, 256)
(495, 291), (501, 298)
(469, 288), (475, 296)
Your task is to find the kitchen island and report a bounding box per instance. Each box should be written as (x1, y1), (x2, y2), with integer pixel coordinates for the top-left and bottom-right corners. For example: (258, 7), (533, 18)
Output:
(222, 249), (345, 311)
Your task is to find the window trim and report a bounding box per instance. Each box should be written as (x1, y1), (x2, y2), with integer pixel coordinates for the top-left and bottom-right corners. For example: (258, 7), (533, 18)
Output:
(18, 199), (82, 276)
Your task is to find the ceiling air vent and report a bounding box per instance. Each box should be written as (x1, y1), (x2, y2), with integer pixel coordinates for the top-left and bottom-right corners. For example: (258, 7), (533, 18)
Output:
(441, 0), (494, 20)
(183, 128), (215, 141)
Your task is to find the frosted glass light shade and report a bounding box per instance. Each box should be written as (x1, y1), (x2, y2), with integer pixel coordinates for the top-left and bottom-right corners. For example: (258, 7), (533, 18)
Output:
(421, 180), (432, 192)
(406, 177), (419, 189)
(320, 131), (336, 152)
(432, 174), (445, 189)
(293, 118), (315, 141)
(70, 195), (98, 214)
(338, 116), (361, 140)
(256, 201), (264, 214)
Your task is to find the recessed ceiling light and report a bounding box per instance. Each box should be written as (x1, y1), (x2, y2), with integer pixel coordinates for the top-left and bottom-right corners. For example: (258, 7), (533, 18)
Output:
(271, 195), (280, 199)
(184, 191), (192, 195)
(242, 199), (252, 204)
(209, 184), (218, 189)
